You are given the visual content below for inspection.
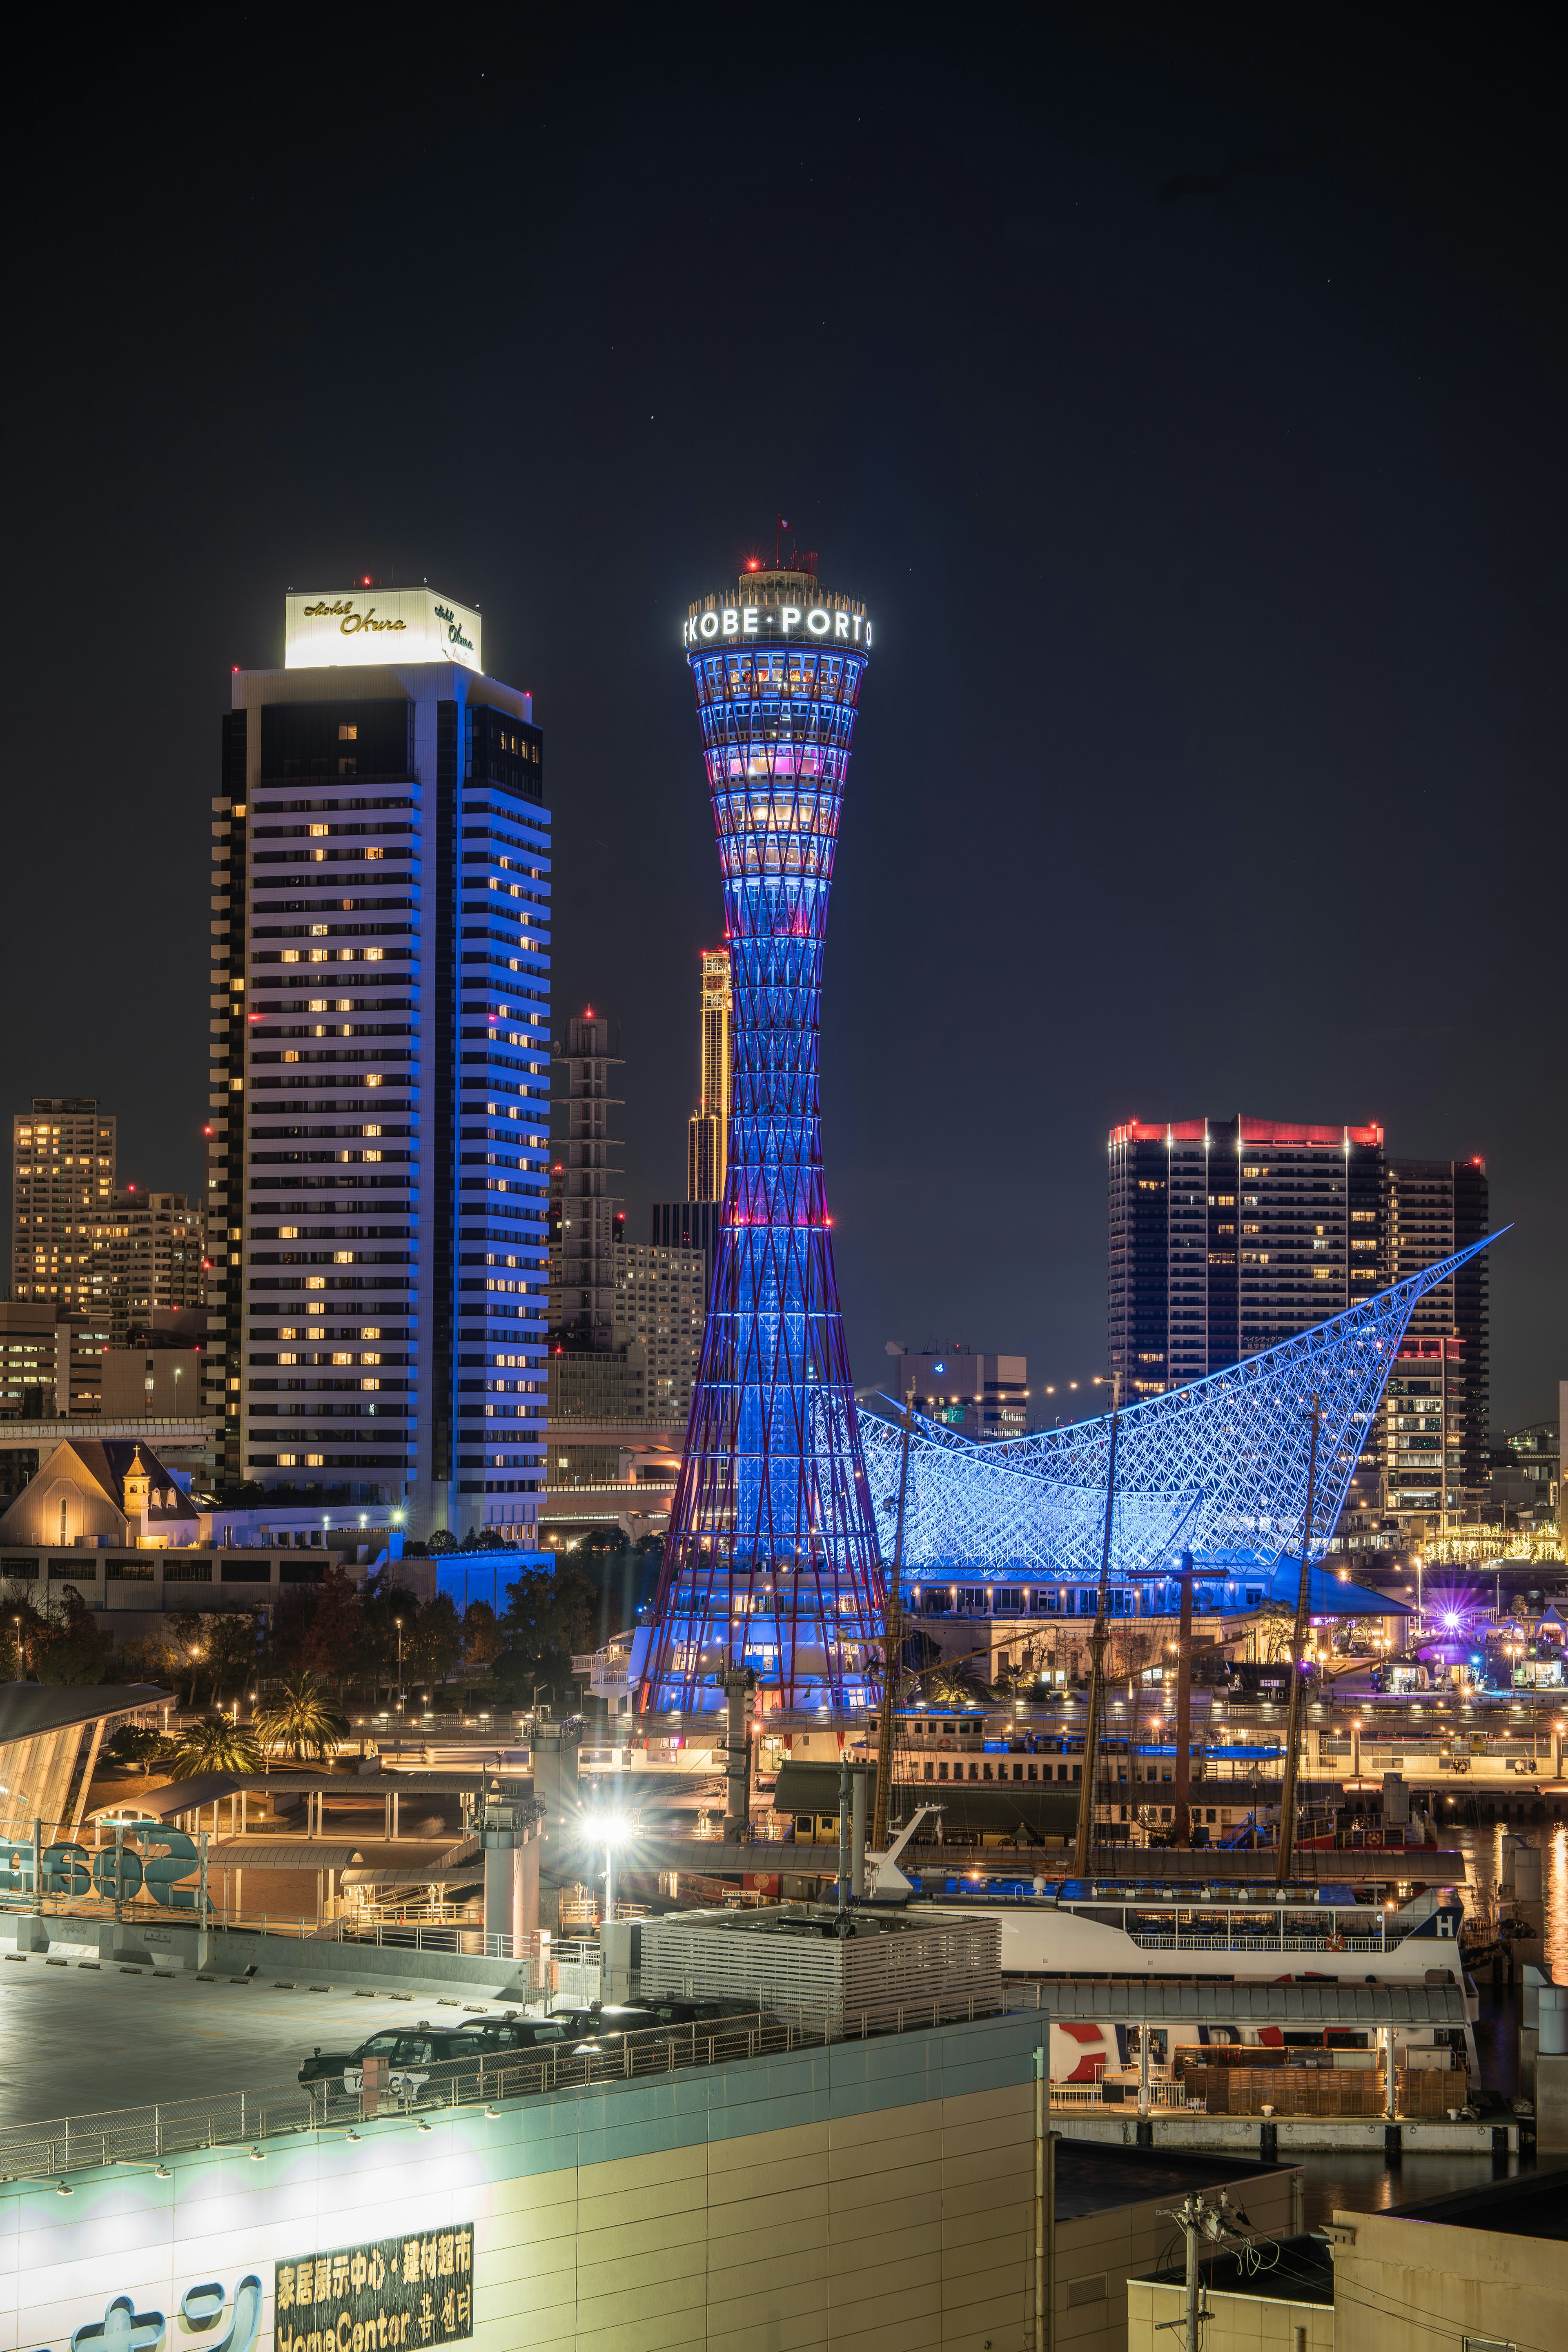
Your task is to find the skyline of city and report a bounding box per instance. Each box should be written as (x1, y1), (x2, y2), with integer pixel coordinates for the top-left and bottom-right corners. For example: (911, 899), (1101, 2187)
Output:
(2, 14), (1566, 2339)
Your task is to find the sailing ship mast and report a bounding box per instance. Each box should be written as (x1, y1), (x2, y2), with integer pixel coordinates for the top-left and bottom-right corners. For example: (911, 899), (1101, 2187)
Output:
(871, 1390), (916, 1854)
(1073, 1378), (1121, 1878)
(1275, 1395), (1321, 1885)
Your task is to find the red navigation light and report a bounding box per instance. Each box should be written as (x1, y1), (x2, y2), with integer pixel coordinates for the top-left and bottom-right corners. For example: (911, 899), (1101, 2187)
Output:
(746, 559), (760, 571)
(203, 1125), (213, 1136)
(362, 575), (372, 585)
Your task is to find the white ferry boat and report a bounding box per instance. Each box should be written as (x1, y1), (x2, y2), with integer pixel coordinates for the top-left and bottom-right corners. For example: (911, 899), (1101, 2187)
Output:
(919, 1880), (1463, 1984)
(911, 1881), (1475, 2084)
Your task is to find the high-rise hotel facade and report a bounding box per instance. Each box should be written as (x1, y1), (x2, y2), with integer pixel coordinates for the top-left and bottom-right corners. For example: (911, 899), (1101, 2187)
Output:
(207, 587), (549, 1542)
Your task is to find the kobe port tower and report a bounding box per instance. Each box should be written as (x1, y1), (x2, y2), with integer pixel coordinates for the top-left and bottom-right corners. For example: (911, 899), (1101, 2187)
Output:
(637, 557), (884, 1713)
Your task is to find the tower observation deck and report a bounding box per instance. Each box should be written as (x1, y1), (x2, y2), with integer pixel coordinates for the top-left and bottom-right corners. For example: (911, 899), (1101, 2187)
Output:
(638, 560), (884, 1711)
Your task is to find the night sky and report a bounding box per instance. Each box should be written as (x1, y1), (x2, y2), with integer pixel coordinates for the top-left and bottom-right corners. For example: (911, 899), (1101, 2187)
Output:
(7, 5), (1564, 1430)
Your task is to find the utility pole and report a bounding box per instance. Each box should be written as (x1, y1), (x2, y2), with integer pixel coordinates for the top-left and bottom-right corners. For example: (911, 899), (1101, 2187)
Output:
(1172, 1549), (1195, 1847)
(1160, 2189), (1248, 2351)
(1276, 1397), (1321, 1886)
(1183, 2196), (1202, 2352)
(1074, 1378), (1121, 1878)
(872, 1390), (916, 1853)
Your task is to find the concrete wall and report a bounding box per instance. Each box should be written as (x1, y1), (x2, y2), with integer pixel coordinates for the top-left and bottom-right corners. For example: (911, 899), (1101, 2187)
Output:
(0, 1911), (537, 2001)
(1536, 2051), (1568, 2151)
(1128, 2277), (1333, 2349)
(1332, 2206), (1568, 2350)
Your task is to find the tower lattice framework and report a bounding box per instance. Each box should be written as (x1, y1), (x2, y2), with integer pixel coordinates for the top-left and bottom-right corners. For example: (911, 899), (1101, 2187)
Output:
(640, 564), (884, 1711)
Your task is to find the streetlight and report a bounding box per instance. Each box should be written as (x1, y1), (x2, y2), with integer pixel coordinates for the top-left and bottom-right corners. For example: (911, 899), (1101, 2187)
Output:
(590, 1813), (629, 1923)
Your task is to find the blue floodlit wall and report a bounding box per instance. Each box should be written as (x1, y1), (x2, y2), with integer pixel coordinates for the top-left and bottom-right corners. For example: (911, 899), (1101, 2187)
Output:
(859, 1239), (1496, 1584)
(640, 577), (884, 1711)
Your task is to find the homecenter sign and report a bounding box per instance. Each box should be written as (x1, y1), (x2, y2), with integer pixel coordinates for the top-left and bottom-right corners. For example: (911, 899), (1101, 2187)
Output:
(682, 604), (872, 648)
(285, 588), (483, 672)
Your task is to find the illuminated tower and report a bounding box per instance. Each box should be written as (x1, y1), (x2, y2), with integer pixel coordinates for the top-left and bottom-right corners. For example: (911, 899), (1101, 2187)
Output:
(685, 947), (732, 1203)
(639, 557), (883, 1711)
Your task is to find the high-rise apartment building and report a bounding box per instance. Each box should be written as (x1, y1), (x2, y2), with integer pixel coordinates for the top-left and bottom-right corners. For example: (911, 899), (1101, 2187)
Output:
(1385, 1156), (1490, 1497)
(1109, 1118), (1491, 1541)
(207, 584), (550, 1542)
(1108, 1117), (1386, 1399)
(548, 1013), (623, 1348)
(11, 1099), (116, 1310)
(1375, 1155), (1490, 1530)
(91, 1188), (206, 1345)
(685, 946), (731, 1203)
(613, 1242), (706, 1422)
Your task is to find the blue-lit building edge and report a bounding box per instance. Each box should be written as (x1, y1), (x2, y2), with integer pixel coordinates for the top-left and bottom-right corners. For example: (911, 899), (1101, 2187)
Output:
(899, 1556), (1410, 1626)
(450, 716), (550, 1533)
(856, 1241), (1495, 1594)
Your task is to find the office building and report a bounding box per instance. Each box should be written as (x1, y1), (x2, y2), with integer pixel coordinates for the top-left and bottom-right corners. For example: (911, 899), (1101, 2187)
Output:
(1109, 1116), (1386, 1401)
(0, 1303), (111, 1419)
(11, 1098), (116, 1310)
(685, 945), (731, 1203)
(648, 1198), (723, 1305)
(90, 1187), (206, 1345)
(548, 1012), (623, 1348)
(614, 1242), (706, 1421)
(99, 1343), (206, 1418)
(207, 583), (550, 1542)
(897, 1348), (1028, 1441)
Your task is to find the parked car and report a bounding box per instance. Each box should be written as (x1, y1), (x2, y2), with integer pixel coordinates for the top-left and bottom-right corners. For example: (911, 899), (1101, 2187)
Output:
(297, 2013), (569, 2090)
(549, 1997), (768, 2047)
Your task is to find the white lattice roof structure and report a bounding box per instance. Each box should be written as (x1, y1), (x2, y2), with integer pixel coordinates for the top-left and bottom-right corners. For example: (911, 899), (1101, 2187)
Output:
(858, 1240), (1495, 1579)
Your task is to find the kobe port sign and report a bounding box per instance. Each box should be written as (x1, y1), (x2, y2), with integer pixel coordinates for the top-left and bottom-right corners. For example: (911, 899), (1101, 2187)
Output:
(682, 604), (873, 649)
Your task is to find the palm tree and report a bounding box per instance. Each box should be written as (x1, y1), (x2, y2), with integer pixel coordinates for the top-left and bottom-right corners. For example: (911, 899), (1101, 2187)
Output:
(254, 1671), (343, 1764)
(165, 1714), (262, 1780)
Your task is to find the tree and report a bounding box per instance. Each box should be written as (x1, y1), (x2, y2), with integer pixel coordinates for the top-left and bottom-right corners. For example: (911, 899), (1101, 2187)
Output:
(103, 1723), (172, 1782)
(0, 1589), (49, 1677)
(254, 1671), (343, 1763)
(406, 1591), (461, 1688)
(32, 1586), (114, 1686)
(1251, 1601), (1297, 1664)
(162, 1610), (207, 1704)
(356, 1571), (417, 1698)
(272, 1567), (363, 1686)
(461, 1599), (502, 1666)
(427, 1528), (457, 1554)
(490, 1565), (596, 1707)
(165, 1715), (262, 1779)
(200, 1612), (262, 1701)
